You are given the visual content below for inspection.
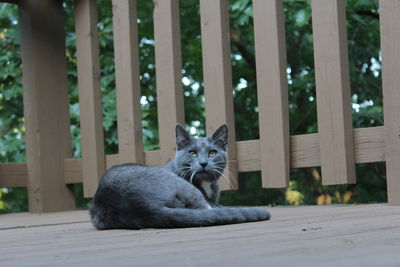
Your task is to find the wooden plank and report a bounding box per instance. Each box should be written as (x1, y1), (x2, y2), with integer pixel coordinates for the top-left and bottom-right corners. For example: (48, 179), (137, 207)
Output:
(0, 210), (90, 230)
(64, 154), (120, 184)
(291, 127), (384, 168)
(200, 0), (238, 190)
(353, 126), (385, 163)
(112, 0), (144, 165)
(0, 127), (386, 186)
(75, 0), (106, 197)
(18, 0), (76, 212)
(311, 0), (356, 185)
(153, 0), (185, 164)
(64, 151), (161, 183)
(1, 205), (400, 266)
(379, 0), (400, 205)
(60, 127), (382, 181)
(236, 127), (384, 172)
(0, 163), (27, 187)
(143, 150), (162, 167)
(290, 127), (384, 168)
(289, 133), (321, 169)
(253, 0), (290, 188)
(64, 158), (82, 184)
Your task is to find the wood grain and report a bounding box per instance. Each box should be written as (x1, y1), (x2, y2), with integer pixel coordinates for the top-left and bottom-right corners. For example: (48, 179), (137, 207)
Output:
(19, 0), (75, 212)
(0, 163), (27, 187)
(200, 0), (238, 190)
(112, 0), (144, 165)
(311, 0), (356, 185)
(0, 204), (399, 266)
(0, 127), (387, 187)
(380, 0), (400, 205)
(237, 127), (384, 171)
(253, 0), (290, 188)
(153, 0), (185, 164)
(75, 0), (106, 197)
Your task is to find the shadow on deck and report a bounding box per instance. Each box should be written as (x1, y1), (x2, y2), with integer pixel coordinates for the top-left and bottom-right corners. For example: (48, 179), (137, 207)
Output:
(1, 204), (400, 266)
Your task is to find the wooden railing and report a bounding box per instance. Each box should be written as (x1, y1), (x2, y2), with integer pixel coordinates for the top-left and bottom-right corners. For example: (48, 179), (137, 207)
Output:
(0, 0), (399, 212)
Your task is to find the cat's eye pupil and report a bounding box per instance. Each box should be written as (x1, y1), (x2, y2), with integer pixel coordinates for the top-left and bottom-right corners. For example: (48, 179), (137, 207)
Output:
(190, 151), (197, 157)
(209, 150), (217, 157)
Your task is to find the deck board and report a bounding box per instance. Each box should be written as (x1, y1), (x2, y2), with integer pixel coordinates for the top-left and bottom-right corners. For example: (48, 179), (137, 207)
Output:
(0, 204), (399, 266)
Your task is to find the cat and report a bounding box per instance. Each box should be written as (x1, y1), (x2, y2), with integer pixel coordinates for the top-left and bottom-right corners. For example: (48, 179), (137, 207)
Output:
(89, 124), (270, 229)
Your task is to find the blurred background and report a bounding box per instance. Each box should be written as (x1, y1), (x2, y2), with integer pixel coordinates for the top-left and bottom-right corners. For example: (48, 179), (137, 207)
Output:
(0, 0), (386, 213)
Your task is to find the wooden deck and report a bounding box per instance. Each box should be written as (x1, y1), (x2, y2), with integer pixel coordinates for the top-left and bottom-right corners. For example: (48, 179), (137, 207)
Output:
(1, 204), (400, 266)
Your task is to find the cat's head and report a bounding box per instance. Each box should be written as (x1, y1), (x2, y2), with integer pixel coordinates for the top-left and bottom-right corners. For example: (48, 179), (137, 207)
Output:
(173, 124), (228, 183)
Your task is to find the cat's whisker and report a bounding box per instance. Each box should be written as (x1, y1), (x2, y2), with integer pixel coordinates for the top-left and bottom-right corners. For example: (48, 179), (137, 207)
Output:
(189, 171), (197, 184)
(177, 166), (191, 172)
(211, 168), (227, 181)
(180, 169), (192, 179)
(218, 173), (230, 183)
(212, 168), (233, 182)
(214, 166), (232, 175)
(178, 167), (191, 175)
(211, 170), (218, 180)
(176, 166), (193, 178)
(211, 169), (225, 181)
(178, 166), (191, 170)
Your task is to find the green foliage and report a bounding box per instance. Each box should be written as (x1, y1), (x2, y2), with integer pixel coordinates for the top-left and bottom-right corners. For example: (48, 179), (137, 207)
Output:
(0, 0), (387, 212)
(0, 4), (23, 163)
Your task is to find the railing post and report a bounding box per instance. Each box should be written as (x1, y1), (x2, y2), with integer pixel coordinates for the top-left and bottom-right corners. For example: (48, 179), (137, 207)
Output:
(380, 0), (400, 205)
(311, 0), (356, 185)
(19, 0), (75, 212)
(253, 0), (290, 188)
(112, 0), (144, 165)
(200, 0), (238, 190)
(75, 0), (106, 198)
(153, 0), (185, 164)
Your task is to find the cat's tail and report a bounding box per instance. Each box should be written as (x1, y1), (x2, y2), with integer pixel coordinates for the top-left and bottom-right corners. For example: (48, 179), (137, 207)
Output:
(148, 207), (270, 228)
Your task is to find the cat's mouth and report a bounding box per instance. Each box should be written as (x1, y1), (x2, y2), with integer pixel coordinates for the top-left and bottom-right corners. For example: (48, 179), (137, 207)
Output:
(196, 170), (209, 177)
(190, 170), (217, 183)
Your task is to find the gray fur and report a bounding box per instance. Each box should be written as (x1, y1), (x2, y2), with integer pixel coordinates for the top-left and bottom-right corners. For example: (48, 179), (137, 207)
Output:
(90, 124), (270, 229)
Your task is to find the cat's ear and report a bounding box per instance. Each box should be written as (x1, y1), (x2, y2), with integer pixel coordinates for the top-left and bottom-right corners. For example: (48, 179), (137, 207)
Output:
(176, 124), (192, 150)
(211, 124), (228, 150)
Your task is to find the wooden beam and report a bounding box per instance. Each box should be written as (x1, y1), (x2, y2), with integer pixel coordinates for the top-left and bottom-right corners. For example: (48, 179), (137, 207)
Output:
(75, 0), (106, 197)
(0, 127), (387, 187)
(0, 163), (27, 187)
(379, 0), (400, 205)
(62, 127), (385, 183)
(311, 0), (356, 185)
(153, 0), (185, 164)
(19, 0), (75, 212)
(200, 0), (238, 190)
(236, 127), (384, 172)
(112, 0), (144, 165)
(253, 0), (290, 188)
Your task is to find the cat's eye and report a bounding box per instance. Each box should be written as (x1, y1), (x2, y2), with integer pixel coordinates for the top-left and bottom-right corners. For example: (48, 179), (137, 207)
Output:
(189, 151), (198, 157)
(208, 150), (217, 157)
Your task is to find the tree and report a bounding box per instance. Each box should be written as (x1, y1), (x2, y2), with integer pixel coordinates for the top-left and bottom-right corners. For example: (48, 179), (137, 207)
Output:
(0, 0), (386, 212)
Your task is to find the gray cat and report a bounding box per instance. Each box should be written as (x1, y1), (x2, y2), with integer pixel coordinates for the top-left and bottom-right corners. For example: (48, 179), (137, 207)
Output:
(90, 124), (270, 229)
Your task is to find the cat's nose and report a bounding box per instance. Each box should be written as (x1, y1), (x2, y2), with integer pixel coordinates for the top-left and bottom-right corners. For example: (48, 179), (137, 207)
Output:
(200, 162), (208, 168)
